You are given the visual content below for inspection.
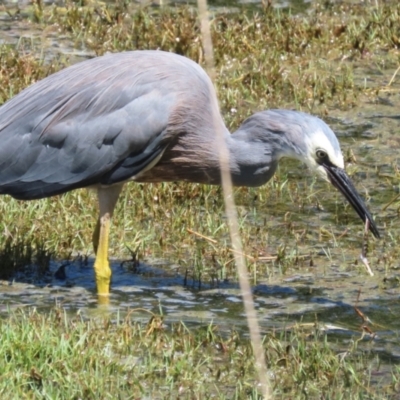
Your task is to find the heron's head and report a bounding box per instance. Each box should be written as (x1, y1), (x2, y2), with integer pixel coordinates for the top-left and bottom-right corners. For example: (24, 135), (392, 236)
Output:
(253, 110), (380, 238)
(300, 120), (345, 183)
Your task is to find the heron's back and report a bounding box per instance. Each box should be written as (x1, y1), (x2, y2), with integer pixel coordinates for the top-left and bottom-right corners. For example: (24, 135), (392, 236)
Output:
(0, 51), (223, 199)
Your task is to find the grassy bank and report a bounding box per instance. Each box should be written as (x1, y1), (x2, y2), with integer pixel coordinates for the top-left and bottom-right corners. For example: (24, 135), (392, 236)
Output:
(1, 308), (398, 399)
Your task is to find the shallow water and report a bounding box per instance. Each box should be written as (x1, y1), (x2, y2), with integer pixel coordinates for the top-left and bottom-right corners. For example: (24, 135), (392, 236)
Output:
(1, 252), (399, 378)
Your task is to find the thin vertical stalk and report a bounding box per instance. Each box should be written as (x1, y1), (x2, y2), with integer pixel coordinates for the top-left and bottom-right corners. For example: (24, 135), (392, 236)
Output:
(196, 0), (271, 398)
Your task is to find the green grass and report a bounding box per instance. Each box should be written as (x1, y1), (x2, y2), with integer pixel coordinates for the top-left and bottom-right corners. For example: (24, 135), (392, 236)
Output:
(0, 308), (398, 399)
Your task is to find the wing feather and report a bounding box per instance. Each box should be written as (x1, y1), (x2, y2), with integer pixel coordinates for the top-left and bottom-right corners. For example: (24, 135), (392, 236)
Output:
(0, 51), (208, 199)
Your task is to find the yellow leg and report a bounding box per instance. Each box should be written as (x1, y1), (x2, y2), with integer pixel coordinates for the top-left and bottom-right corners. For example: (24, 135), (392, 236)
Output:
(92, 184), (124, 300)
(94, 214), (112, 296)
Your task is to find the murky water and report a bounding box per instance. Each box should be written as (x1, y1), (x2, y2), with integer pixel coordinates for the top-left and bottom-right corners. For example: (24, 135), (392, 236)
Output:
(0, 0), (400, 388)
(2, 252), (400, 378)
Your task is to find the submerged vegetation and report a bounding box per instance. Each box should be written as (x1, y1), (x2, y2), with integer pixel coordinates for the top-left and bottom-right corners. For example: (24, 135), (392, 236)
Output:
(0, 0), (400, 398)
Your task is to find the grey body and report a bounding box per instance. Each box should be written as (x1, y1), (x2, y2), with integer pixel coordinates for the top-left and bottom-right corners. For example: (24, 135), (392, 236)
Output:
(0, 51), (226, 198)
(0, 51), (330, 197)
(0, 50), (379, 295)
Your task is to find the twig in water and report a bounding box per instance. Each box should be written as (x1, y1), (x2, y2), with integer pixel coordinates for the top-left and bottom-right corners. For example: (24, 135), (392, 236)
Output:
(360, 219), (374, 276)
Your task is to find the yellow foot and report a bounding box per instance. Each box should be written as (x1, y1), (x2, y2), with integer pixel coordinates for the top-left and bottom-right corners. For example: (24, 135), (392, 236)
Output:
(97, 293), (110, 306)
(95, 268), (111, 305)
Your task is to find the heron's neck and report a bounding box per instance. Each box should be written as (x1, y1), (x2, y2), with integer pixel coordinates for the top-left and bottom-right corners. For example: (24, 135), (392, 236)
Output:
(226, 123), (296, 187)
(136, 120), (297, 187)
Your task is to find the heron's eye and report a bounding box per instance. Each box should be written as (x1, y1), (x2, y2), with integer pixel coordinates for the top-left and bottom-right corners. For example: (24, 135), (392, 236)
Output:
(316, 150), (327, 160)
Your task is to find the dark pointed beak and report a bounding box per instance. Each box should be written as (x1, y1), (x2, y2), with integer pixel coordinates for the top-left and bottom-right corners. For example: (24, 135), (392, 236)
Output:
(323, 163), (380, 238)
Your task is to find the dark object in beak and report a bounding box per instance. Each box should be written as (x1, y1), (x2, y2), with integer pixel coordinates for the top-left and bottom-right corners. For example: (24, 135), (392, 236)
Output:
(323, 164), (380, 238)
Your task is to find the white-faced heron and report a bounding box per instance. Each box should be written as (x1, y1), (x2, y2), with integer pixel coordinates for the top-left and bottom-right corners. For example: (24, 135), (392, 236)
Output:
(0, 50), (379, 298)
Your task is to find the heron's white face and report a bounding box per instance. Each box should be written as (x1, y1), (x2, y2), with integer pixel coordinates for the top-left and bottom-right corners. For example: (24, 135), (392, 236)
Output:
(303, 129), (344, 182)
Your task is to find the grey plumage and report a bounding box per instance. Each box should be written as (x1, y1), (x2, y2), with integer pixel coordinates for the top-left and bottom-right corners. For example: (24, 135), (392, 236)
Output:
(0, 51), (219, 199)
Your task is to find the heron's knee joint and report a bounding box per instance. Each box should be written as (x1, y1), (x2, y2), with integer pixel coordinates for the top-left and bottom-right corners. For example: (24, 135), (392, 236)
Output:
(100, 213), (111, 226)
